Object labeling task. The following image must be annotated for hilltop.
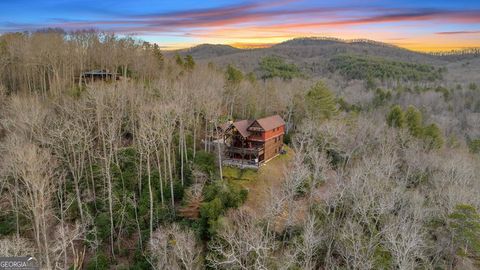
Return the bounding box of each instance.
[168,37,480,84]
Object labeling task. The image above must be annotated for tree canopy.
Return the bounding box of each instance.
[405,105,424,138]
[259,55,302,80]
[226,65,243,85]
[305,81,338,121]
[387,105,405,128]
[329,54,443,81]
[449,204,480,257]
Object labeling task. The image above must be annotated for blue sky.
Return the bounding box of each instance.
[0,0,479,51]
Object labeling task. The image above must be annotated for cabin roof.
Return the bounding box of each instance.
[233,119,253,138]
[252,115,285,131]
[218,122,232,132]
[222,115,285,138]
[81,69,116,76]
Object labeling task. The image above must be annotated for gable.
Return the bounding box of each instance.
[251,115,285,131]
[232,119,252,138]
[247,120,264,132]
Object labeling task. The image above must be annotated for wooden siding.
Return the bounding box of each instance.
[245,124,285,161]
[263,125,285,140]
[246,125,285,142]
[225,117,285,164]
[263,134,284,161]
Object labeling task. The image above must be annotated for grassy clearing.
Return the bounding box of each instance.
[222,166,258,183]
[237,146,295,217]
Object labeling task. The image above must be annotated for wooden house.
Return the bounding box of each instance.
[222,115,285,167]
[79,69,118,83]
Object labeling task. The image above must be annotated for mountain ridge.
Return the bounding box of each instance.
[166,37,480,79]
[169,37,480,58]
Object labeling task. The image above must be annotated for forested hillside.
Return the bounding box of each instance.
[1,31,480,269]
[172,37,480,87]
[328,54,444,81]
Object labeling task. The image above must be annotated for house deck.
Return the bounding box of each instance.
[222,158,261,170]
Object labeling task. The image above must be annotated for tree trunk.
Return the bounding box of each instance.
[147,155,153,238]
[167,141,175,208]
[155,150,165,206]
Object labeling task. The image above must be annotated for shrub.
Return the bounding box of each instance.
[112,147,138,192]
[199,181,248,237]
[468,139,480,154]
[372,88,392,107]
[86,251,110,270]
[130,249,152,270]
[0,213,16,235]
[200,198,224,237]
[94,213,111,242]
[162,181,185,203]
[283,132,292,145]
[194,151,216,175]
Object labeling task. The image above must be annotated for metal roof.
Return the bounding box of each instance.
[81,70,116,76]
[233,119,253,138]
[222,115,285,138]
[251,115,285,131]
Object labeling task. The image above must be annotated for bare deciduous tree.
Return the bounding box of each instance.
[207,209,277,270]
[149,223,202,270]
[3,138,58,269]
[0,236,36,257]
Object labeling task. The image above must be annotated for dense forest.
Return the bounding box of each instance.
[1,30,480,269]
[328,54,444,82]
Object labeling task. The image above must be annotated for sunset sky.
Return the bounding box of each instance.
[0,0,479,52]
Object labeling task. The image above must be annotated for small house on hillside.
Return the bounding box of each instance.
[221,115,285,168]
[80,69,118,83]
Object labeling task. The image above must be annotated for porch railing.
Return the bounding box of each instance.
[225,146,264,156]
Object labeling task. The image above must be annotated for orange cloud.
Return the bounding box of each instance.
[3,2,480,52]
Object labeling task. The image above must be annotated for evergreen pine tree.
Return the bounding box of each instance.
[386,105,405,128]
[423,123,444,149]
[405,105,423,137]
[305,81,338,121]
[468,138,480,154]
[175,53,184,66]
[184,55,195,70]
[449,204,480,257]
[226,65,243,85]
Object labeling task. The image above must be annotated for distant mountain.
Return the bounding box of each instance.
[167,44,241,59]
[168,37,480,79]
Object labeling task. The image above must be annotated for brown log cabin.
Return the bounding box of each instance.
[221,115,285,166]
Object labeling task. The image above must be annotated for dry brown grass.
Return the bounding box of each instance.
[238,146,295,218]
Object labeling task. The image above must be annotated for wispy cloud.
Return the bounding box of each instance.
[436,30,480,35]
[44,6,480,34]
[1,0,480,51]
